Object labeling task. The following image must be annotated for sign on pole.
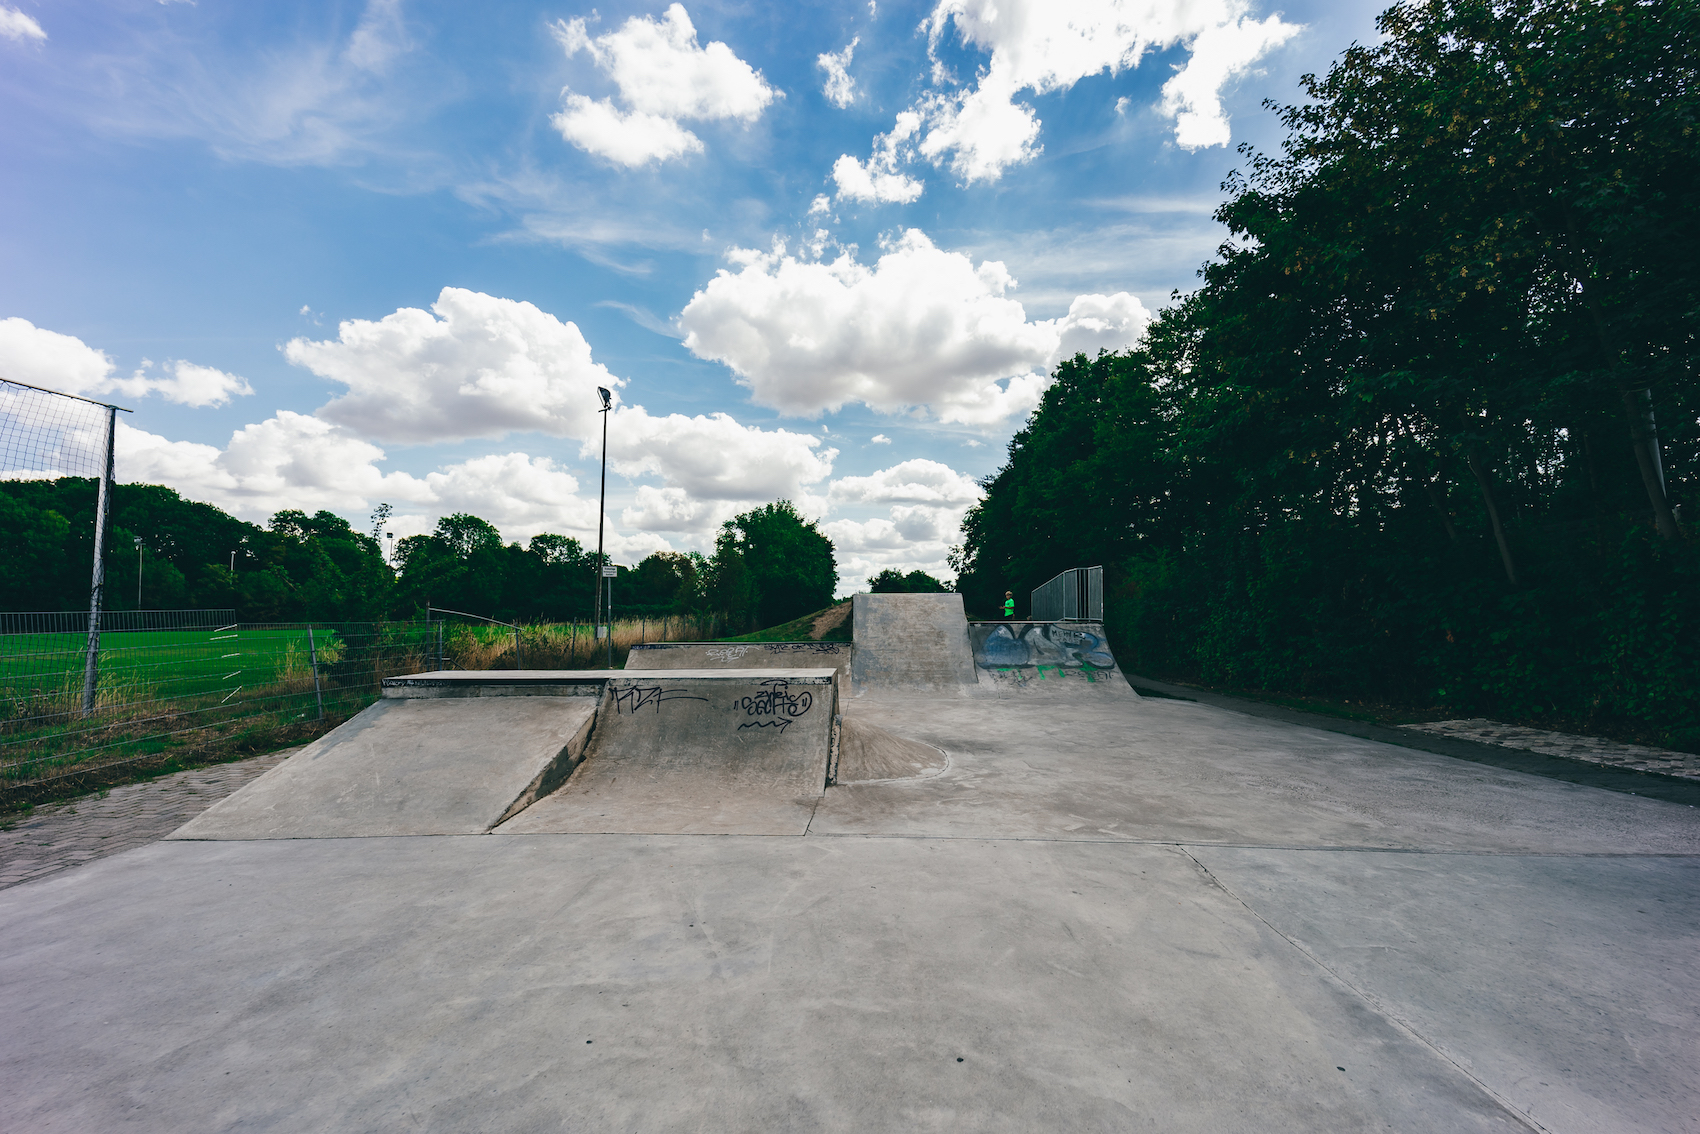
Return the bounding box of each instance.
[602,564,618,576]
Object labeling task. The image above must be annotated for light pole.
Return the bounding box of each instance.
[134,537,144,609]
[593,386,612,668]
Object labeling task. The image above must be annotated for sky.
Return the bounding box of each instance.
[0,0,1387,595]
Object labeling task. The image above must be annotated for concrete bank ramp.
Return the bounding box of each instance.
[850,593,978,693]
[170,696,597,840]
[970,621,1136,699]
[833,716,948,783]
[497,669,838,837]
[628,640,851,681]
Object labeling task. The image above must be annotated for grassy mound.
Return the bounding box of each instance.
[720,601,853,643]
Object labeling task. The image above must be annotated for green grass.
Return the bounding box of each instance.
[0,627,336,710]
[0,623,438,798]
[719,602,853,643]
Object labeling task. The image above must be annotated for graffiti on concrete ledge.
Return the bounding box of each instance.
[970,622,1117,670]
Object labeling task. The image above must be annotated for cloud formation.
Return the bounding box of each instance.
[831,112,925,204]
[824,458,985,586]
[817,38,859,108]
[907,0,1300,182]
[113,414,664,556]
[551,4,778,166]
[677,230,1149,424]
[289,287,621,444]
[0,318,253,407]
[0,6,44,43]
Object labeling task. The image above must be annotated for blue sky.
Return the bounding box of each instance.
[1,0,1385,592]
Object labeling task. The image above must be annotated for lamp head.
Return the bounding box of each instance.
[597,386,612,409]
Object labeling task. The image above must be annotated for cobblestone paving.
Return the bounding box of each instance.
[0,750,297,891]
[1401,719,1700,780]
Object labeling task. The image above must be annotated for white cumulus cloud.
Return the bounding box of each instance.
[551,4,778,166]
[287,287,622,445]
[904,0,1301,182]
[114,414,661,554]
[0,317,254,407]
[817,37,859,108]
[823,459,984,590]
[1,6,44,42]
[677,229,1149,424]
[551,95,705,166]
[607,407,836,532]
[831,111,926,204]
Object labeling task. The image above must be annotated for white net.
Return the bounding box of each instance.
[0,378,111,480]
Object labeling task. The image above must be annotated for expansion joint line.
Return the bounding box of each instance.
[1173,844,1551,1134]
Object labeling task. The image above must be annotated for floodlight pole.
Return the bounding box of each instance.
[593,386,612,668]
[135,537,144,608]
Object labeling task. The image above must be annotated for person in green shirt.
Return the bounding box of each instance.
[1003,591,1015,619]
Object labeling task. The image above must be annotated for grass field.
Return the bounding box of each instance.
[1,627,340,714]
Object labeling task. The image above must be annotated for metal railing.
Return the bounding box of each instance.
[1,618,435,790]
[1030,566,1104,622]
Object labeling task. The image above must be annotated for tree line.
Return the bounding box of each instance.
[0,480,839,631]
[956,0,1698,746]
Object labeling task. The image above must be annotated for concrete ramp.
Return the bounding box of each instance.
[497,669,838,836]
[169,696,597,840]
[851,593,978,692]
[970,621,1135,699]
[833,716,948,783]
[628,641,851,681]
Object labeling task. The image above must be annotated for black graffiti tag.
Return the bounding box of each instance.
[613,684,710,714]
[733,679,815,733]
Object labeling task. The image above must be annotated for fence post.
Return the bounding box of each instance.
[80,405,117,716]
[514,625,523,670]
[307,626,325,721]
[436,620,445,672]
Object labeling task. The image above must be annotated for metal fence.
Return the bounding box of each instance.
[1030,566,1104,622]
[1,618,436,790]
[1,610,733,791]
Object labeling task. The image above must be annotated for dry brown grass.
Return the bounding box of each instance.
[444,617,720,670]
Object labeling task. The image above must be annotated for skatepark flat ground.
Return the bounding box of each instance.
[2,689,1696,1132]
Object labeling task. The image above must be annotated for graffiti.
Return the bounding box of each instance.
[705,645,751,662]
[737,718,795,734]
[612,684,710,714]
[757,642,846,655]
[732,678,815,733]
[969,622,1117,670]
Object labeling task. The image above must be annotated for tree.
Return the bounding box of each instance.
[714,501,838,629]
[868,568,950,593]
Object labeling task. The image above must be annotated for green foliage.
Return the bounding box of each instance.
[868,568,950,593]
[708,501,839,631]
[958,0,1699,746]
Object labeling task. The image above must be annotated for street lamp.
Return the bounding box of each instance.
[134,537,143,609]
[594,386,613,668]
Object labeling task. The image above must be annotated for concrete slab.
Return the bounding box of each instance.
[0,835,1532,1134]
[818,694,1700,854]
[169,697,596,839]
[1193,848,1700,1134]
[851,592,978,691]
[628,641,852,681]
[497,670,838,836]
[5,667,1699,1130]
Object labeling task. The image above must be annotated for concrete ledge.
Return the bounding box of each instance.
[382,670,609,698]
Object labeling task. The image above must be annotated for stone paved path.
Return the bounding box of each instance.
[0,750,296,891]
[1401,719,1700,780]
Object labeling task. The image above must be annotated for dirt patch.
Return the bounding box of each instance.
[809,602,852,640]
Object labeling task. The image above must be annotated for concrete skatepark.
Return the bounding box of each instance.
[1,594,1696,1132]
